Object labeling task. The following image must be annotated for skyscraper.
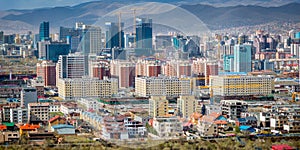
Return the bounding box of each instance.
[234,44,252,73]
[105,22,124,49]
[0,31,3,44]
[39,21,50,41]
[56,53,88,80]
[136,18,152,49]
[81,25,102,55]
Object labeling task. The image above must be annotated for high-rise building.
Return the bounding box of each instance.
[82,25,102,55]
[89,60,110,80]
[210,74,273,97]
[136,18,152,49]
[39,21,50,41]
[177,95,197,119]
[45,42,70,62]
[59,26,81,42]
[234,44,252,73]
[57,77,118,100]
[105,22,124,49]
[149,96,168,118]
[135,58,162,77]
[110,60,135,88]
[56,53,88,80]
[38,41,50,59]
[0,31,4,44]
[36,60,56,86]
[163,60,191,78]
[135,75,191,97]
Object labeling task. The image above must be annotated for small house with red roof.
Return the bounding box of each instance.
[19,124,40,135]
[197,112,228,137]
[271,144,294,150]
[48,115,66,127]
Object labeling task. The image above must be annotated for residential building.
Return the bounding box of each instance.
[28,77,44,97]
[49,102,60,112]
[19,124,40,135]
[57,77,118,100]
[210,74,273,97]
[135,75,191,97]
[110,60,135,88]
[149,96,168,118]
[124,117,147,138]
[152,117,182,137]
[78,98,99,111]
[36,60,56,87]
[60,102,81,115]
[28,103,50,123]
[177,95,196,119]
[49,116,66,127]
[21,87,38,108]
[221,100,248,120]
[10,107,28,124]
[102,115,128,140]
[135,58,162,77]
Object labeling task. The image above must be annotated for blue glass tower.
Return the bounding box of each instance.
[105,22,124,49]
[136,18,152,49]
[39,21,50,41]
[234,44,252,73]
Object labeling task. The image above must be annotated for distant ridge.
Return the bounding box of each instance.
[0,1,299,33]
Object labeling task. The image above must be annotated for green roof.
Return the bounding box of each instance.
[2,122,15,127]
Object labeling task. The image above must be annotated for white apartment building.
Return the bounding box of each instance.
[220,100,248,120]
[152,117,182,137]
[210,75,273,96]
[135,75,191,97]
[78,98,99,111]
[10,107,28,124]
[49,103,60,112]
[57,77,118,100]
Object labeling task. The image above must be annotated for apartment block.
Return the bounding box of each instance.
[177,95,197,119]
[57,77,118,100]
[152,117,182,137]
[149,96,168,118]
[135,75,191,97]
[210,75,273,97]
[220,100,248,120]
[28,103,50,123]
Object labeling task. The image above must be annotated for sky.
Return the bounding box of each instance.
[0,0,97,10]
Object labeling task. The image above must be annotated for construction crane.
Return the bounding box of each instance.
[131,8,144,47]
[115,11,131,48]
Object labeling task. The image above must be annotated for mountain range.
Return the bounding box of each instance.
[0,1,299,33]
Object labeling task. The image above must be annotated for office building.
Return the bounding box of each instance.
[136,18,152,49]
[56,53,88,80]
[39,21,50,41]
[149,96,168,118]
[38,41,50,59]
[0,31,4,44]
[177,95,197,119]
[59,26,81,42]
[210,74,273,97]
[36,61,56,86]
[45,42,70,62]
[221,100,248,120]
[82,25,102,55]
[105,22,124,49]
[57,77,118,100]
[135,75,191,97]
[234,44,252,73]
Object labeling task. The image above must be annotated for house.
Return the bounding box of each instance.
[101,115,128,140]
[0,131,19,143]
[60,103,81,115]
[236,116,257,127]
[197,113,228,137]
[2,122,15,131]
[239,125,256,133]
[51,124,75,135]
[0,125,7,131]
[19,124,40,135]
[236,118,247,127]
[152,116,182,137]
[48,115,66,127]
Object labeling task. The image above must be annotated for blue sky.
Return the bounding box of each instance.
[0,0,97,10]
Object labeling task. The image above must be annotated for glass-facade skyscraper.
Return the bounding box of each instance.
[234,44,252,73]
[136,18,152,49]
[39,21,50,41]
[105,22,124,49]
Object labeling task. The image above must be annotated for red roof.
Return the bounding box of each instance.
[148,119,153,126]
[20,124,40,130]
[272,144,294,150]
[0,125,7,131]
[49,115,61,123]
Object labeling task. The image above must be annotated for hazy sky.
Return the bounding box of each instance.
[0,0,97,10]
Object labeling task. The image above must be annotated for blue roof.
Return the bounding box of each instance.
[240,125,255,132]
[219,72,247,75]
[237,118,247,122]
[52,124,74,129]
